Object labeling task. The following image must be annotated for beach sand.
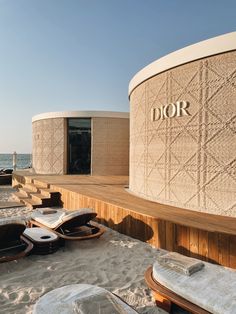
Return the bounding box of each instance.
[0,186,167,314]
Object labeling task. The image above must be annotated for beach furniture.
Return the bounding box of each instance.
[0,174,12,185]
[33,284,138,314]
[0,169,13,185]
[23,227,61,255]
[29,208,105,240]
[0,218,33,263]
[145,252,236,314]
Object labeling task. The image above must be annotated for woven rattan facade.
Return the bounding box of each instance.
[129,51,236,217]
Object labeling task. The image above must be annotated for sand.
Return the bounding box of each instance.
[0,186,167,314]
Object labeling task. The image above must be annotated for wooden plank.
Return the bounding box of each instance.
[229,235,236,269]
[113,205,121,232]
[144,215,156,245]
[218,233,230,267]
[165,221,175,252]
[208,232,219,264]
[198,230,208,261]
[176,225,190,256]
[150,219,161,248]
[189,227,199,259]
[157,220,166,249]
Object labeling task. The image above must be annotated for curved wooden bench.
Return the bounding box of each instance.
[0,220,34,263]
[145,254,236,314]
[145,266,210,313]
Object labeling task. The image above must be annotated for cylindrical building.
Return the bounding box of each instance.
[129,32,236,218]
[32,111,129,175]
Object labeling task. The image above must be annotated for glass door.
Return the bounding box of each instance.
[67,118,91,174]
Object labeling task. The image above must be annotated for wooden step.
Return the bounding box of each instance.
[25,177,33,184]
[18,187,37,197]
[32,192,60,207]
[23,198,43,209]
[13,191,42,209]
[40,188,60,198]
[24,183,40,193]
[13,192,30,204]
[32,179,49,189]
[31,193,50,203]
[14,183,61,209]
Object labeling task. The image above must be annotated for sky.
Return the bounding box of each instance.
[0,0,236,153]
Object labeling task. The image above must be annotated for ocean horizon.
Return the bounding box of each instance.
[0,153,31,169]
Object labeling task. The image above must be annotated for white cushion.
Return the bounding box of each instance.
[33,284,138,314]
[31,209,66,229]
[23,227,58,242]
[153,259,236,314]
[61,208,96,223]
[31,208,95,229]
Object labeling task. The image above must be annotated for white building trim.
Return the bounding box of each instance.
[129,32,236,96]
[32,111,129,122]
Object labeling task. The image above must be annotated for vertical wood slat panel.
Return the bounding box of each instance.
[98,201,105,225]
[189,227,199,258]
[150,219,160,248]
[229,235,236,269]
[157,220,166,249]
[218,233,230,266]
[149,216,157,246]
[165,222,175,252]
[208,232,219,264]
[199,230,209,261]
[175,225,182,253]
[181,225,190,256]
[176,225,190,255]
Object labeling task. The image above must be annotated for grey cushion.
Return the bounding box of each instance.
[23,227,58,242]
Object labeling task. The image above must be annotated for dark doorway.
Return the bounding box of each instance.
[67,118,91,174]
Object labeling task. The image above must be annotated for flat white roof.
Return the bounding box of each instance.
[32,110,129,122]
[129,32,236,96]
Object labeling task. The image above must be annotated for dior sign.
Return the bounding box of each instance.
[151,101,190,121]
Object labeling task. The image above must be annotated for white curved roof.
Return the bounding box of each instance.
[129,32,236,96]
[32,110,129,122]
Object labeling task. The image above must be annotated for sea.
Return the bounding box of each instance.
[0,153,31,170]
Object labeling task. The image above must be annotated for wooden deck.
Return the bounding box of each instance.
[13,172,236,268]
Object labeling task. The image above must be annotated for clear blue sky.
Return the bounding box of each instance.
[0,0,236,153]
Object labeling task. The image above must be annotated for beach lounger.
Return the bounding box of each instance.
[145,252,236,314]
[29,208,105,241]
[33,284,138,314]
[23,227,61,255]
[0,218,33,263]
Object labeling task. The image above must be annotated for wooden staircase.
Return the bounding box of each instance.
[13,179,61,209]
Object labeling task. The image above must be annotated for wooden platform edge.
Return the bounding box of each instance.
[12,173,236,268]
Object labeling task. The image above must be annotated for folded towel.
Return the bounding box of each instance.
[157,252,204,276]
[38,208,58,215]
[74,291,127,314]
